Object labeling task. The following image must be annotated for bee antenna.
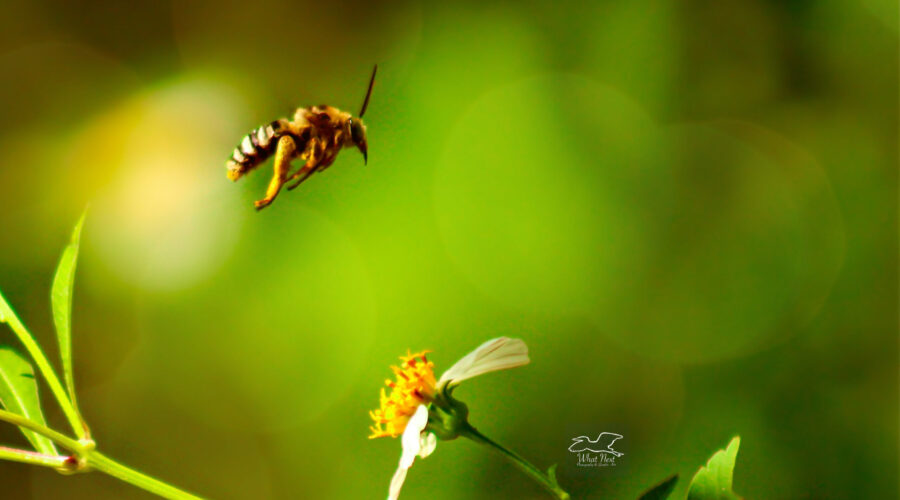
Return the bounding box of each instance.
[358,64,377,118]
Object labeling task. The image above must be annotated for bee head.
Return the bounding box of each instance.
[348,117,368,164]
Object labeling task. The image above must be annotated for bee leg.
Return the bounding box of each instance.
[287,159,334,190]
[254,135,297,210]
[311,136,341,173]
[286,165,316,191]
[286,138,324,191]
[311,148,338,173]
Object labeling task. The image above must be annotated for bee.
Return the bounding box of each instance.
[226,65,377,210]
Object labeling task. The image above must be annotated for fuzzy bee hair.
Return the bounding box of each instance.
[226,65,376,210]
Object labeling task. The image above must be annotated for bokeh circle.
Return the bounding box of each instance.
[436,74,844,363]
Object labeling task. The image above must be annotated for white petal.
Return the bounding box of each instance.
[387,405,430,500]
[388,466,407,500]
[400,405,429,468]
[437,337,530,386]
[418,432,437,459]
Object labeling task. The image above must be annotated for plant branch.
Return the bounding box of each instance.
[461,423,570,499]
[0,292,86,440]
[87,452,204,500]
[0,445,68,468]
[0,409,202,498]
[0,408,85,453]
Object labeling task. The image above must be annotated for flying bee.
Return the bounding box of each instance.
[226,65,377,210]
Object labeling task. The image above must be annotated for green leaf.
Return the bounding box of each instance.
[546,464,560,487]
[0,347,58,455]
[687,437,741,500]
[638,474,678,500]
[51,210,86,420]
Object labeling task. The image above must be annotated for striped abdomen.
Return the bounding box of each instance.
[226,120,286,180]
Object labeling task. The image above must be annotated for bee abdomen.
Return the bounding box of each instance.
[226,120,286,180]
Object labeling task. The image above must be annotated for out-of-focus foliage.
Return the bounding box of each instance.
[687,437,741,500]
[0,347,57,455]
[0,0,895,498]
[638,474,678,500]
[635,437,742,500]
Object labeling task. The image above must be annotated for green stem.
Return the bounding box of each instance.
[461,423,570,499]
[0,408,85,452]
[0,410,200,499]
[86,452,203,500]
[0,292,86,439]
[0,445,67,468]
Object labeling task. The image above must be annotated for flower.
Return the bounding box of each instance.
[369,351,437,439]
[370,337,530,500]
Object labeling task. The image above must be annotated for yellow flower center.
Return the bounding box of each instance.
[369,351,436,439]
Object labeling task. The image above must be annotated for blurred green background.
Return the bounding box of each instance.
[0,0,896,498]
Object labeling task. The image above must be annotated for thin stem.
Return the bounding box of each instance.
[0,408,85,453]
[0,410,201,499]
[0,292,86,439]
[86,452,203,500]
[0,445,67,468]
[461,423,570,499]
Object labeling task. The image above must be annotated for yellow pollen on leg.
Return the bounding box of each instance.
[369,350,437,439]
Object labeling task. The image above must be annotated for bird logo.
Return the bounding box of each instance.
[568,432,624,457]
